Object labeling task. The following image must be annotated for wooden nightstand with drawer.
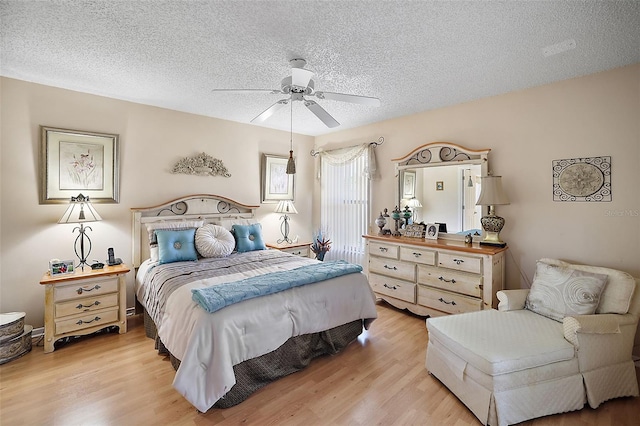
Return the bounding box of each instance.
[266,242,312,257]
[39,264,130,353]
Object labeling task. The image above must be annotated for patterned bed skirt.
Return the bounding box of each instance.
[142,309,363,409]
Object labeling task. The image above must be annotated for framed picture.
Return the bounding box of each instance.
[49,259,75,276]
[402,170,416,199]
[40,126,119,204]
[425,223,439,240]
[261,154,294,203]
[436,181,444,191]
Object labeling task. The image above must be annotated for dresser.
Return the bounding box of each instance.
[39,264,129,353]
[364,235,507,317]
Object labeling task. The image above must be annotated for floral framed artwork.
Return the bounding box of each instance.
[261,154,294,203]
[40,126,119,204]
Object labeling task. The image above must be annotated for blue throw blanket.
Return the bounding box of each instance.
[191,260,363,313]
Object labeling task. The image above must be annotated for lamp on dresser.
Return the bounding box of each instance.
[58,193,102,269]
[476,175,509,247]
[275,200,298,244]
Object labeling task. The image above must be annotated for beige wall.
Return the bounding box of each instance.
[1,64,639,353]
[313,64,640,353]
[0,77,314,327]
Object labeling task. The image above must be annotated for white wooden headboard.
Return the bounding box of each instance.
[131,194,259,268]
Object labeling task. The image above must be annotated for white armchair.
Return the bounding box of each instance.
[426,259,639,426]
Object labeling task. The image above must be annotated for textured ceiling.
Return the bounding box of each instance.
[1,1,639,136]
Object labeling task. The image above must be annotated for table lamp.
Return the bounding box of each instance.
[58,194,102,269]
[476,176,509,247]
[274,200,297,244]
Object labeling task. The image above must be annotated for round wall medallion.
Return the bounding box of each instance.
[558,163,604,197]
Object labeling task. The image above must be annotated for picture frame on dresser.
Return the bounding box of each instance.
[40,126,120,204]
[261,154,294,203]
[425,223,438,239]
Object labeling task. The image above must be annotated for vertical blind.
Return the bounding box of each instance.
[320,150,370,265]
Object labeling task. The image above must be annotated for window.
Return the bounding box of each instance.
[320,148,371,265]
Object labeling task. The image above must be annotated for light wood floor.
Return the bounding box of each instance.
[1,302,639,425]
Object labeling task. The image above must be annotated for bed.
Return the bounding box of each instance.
[131,194,378,412]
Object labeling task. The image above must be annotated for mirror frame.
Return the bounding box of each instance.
[392,142,490,240]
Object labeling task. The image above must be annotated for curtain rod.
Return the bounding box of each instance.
[310,136,384,157]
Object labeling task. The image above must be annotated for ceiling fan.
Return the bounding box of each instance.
[212,58,381,128]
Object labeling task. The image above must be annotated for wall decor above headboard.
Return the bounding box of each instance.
[171,152,231,177]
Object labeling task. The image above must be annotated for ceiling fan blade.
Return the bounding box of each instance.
[291,68,314,89]
[212,89,283,94]
[314,91,381,107]
[304,100,340,128]
[251,99,289,123]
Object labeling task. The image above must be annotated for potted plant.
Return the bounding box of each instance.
[310,229,331,261]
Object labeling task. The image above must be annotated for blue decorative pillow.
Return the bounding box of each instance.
[232,223,266,253]
[156,229,198,264]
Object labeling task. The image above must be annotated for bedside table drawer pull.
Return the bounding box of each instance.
[412,252,422,257]
[76,316,101,325]
[438,298,457,306]
[453,258,465,265]
[378,247,388,252]
[76,284,101,295]
[383,265,397,271]
[383,283,398,290]
[76,301,101,310]
[438,276,457,284]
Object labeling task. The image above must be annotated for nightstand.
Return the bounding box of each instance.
[39,264,130,353]
[266,242,312,257]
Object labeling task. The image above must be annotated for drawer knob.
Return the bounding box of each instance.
[383,265,398,271]
[378,247,388,252]
[438,276,457,284]
[76,316,101,325]
[453,258,465,265]
[76,301,101,310]
[383,283,398,290]
[438,298,457,306]
[76,284,101,295]
[412,252,422,257]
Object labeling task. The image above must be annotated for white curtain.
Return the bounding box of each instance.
[318,144,376,265]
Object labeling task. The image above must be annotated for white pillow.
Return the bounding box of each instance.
[195,224,235,258]
[525,260,608,322]
[145,220,204,262]
[540,258,636,314]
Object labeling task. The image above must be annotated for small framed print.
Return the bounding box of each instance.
[402,170,416,199]
[49,260,75,276]
[436,181,444,191]
[425,223,439,240]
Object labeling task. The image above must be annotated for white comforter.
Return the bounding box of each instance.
[146,254,377,412]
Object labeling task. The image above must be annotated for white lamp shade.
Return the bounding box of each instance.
[58,194,102,224]
[476,176,510,206]
[274,200,298,215]
[406,197,422,208]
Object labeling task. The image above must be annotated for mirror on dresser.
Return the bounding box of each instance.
[393,142,490,238]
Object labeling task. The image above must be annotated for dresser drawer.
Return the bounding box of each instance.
[54,277,119,302]
[400,246,436,266]
[418,286,482,314]
[438,252,482,274]
[369,256,415,281]
[370,273,416,303]
[55,293,119,318]
[417,265,482,298]
[368,242,399,259]
[55,306,119,335]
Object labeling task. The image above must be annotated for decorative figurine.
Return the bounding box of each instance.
[391,206,402,236]
[465,233,473,244]
[402,205,412,227]
[375,212,387,235]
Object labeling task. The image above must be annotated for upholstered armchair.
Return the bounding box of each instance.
[426,258,639,426]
